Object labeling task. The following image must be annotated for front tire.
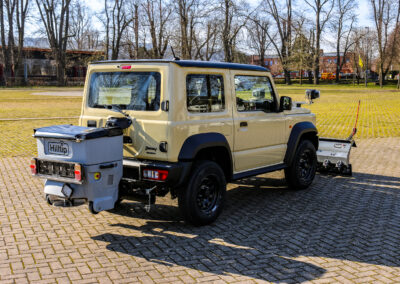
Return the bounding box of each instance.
[285,140,317,190]
[178,161,226,226]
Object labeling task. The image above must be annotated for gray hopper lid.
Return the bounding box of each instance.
[33,125,123,140]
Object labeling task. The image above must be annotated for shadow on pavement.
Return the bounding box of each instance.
[92,172,400,282]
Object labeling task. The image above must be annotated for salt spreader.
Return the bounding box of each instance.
[30,117,131,213]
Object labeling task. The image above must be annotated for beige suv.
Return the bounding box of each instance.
[79,60,319,225]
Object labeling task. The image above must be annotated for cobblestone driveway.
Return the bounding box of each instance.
[1,138,400,283]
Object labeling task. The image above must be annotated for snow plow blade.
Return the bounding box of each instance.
[316,138,356,176]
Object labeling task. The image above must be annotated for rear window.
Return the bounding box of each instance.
[88,72,161,111]
[186,74,225,113]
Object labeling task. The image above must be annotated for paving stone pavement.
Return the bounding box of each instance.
[1,138,400,283]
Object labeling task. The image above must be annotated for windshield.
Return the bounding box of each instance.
[88,72,161,111]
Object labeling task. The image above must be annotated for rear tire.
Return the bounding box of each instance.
[178,161,226,226]
[285,140,317,190]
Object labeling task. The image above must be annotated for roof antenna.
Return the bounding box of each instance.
[171,46,180,61]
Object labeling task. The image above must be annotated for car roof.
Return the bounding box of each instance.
[90,59,269,72]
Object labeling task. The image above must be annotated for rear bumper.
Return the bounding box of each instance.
[122,158,192,187]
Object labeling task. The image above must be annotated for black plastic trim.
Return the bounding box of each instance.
[284,121,318,165]
[122,159,192,187]
[99,163,117,169]
[174,60,268,71]
[90,59,269,72]
[178,133,232,160]
[232,163,286,180]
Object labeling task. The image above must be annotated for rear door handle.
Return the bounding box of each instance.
[240,121,248,127]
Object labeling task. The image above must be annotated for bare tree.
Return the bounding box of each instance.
[175,1,221,60]
[291,18,314,84]
[142,0,172,58]
[247,13,271,67]
[305,0,335,84]
[192,18,220,60]
[133,1,139,59]
[102,0,110,59]
[69,2,91,50]
[14,0,29,82]
[370,0,400,87]
[36,0,72,86]
[124,1,141,59]
[103,0,133,60]
[263,0,293,84]
[331,0,356,83]
[176,0,199,59]
[221,0,248,62]
[0,0,16,85]
[352,27,376,86]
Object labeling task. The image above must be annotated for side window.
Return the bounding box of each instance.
[186,74,225,113]
[235,75,276,112]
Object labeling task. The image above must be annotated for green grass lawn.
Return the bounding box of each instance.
[0,85,400,157]
[276,84,400,139]
[0,88,82,157]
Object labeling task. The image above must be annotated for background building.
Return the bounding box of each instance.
[0,46,104,85]
[249,52,355,79]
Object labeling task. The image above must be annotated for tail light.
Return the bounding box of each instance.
[30,159,37,175]
[142,169,168,181]
[74,164,82,181]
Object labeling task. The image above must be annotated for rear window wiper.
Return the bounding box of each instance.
[107,104,130,117]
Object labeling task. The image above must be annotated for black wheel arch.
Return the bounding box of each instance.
[284,121,318,166]
[178,133,233,181]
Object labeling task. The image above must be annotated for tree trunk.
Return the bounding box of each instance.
[0,0,15,86]
[259,52,265,67]
[179,0,189,59]
[300,68,303,85]
[15,0,29,84]
[105,0,110,60]
[56,54,65,86]
[308,70,313,84]
[284,68,291,85]
[223,0,232,62]
[364,69,368,87]
[313,4,320,85]
[379,63,384,88]
[134,4,139,59]
[314,41,320,84]
[0,0,7,85]
[335,51,340,83]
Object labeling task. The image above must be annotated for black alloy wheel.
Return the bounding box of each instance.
[285,140,317,190]
[298,148,315,182]
[178,161,226,226]
[196,176,220,214]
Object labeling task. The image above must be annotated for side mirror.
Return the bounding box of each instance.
[279,96,292,111]
[305,89,320,103]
